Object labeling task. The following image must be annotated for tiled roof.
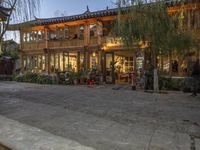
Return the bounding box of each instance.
[10,7,125,28]
[9,0,197,29]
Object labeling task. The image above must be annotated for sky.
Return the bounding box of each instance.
[39,0,115,18]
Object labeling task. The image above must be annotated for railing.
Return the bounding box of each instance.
[48,39,84,48]
[22,41,45,50]
[89,37,98,45]
[22,39,85,50]
[102,36,123,46]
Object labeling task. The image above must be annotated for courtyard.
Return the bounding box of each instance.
[0,81,200,150]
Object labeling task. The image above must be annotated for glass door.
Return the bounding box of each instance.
[105,52,115,84]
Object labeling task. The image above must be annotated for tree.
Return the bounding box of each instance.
[114,0,197,91]
[0,0,40,43]
[54,10,67,17]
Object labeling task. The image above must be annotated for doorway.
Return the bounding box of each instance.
[104,52,115,84]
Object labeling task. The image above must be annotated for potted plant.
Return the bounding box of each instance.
[79,70,88,84]
[70,72,80,85]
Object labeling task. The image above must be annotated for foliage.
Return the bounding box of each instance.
[37,75,53,84]
[114,0,196,61]
[23,72,38,83]
[79,70,89,84]
[1,40,19,59]
[14,74,24,82]
[158,76,199,92]
[70,71,80,80]
[14,73,53,84]
[0,0,40,41]
[114,0,197,91]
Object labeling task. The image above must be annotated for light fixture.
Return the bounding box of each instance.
[92,52,96,57]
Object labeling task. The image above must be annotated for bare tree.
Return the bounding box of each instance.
[0,0,40,41]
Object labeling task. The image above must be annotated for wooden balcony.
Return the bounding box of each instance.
[22,39,85,50]
[22,41,45,50]
[48,39,84,48]
[89,37,98,46]
[102,36,123,47]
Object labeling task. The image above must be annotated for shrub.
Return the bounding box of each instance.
[24,72,38,83]
[14,74,25,82]
[159,76,184,91]
[14,73,53,85]
[37,75,53,84]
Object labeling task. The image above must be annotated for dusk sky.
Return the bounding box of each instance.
[40,0,114,18]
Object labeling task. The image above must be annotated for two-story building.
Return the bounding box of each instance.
[9,1,200,84]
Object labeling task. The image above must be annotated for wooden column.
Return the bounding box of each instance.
[97,21,103,45]
[103,52,106,82]
[84,46,87,71]
[45,28,48,49]
[87,49,90,70]
[77,51,80,72]
[20,31,23,70]
[98,50,101,72]
[84,24,89,46]
[36,55,39,73]
[63,51,65,71]
[58,50,60,71]
[45,52,48,74]
[112,52,115,84]
[48,51,51,74]
[53,52,56,73]
[187,10,191,29]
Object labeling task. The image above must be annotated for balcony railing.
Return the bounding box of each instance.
[48,39,84,48]
[22,41,45,50]
[89,37,98,45]
[22,39,85,50]
[102,36,123,47]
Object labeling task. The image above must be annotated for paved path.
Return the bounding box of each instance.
[0,81,200,150]
[0,115,95,150]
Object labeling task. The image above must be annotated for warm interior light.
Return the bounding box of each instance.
[92,52,96,57]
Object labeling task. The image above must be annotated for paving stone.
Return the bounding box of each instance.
[0,81,200,150]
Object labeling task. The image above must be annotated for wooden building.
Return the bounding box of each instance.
[9,1,200,84]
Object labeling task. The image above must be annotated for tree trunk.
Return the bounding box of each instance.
[153,68,159,92]
[153,48,159,92]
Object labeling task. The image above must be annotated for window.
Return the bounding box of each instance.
[49,30,57,40]
[23,33,27,42]
[90,23,97,38]
[103,21,113,36]
[79,25,84,40]
[27,33,30,42]
[38,31,42,41]
[64,26,69,39]
[58,28,64,39]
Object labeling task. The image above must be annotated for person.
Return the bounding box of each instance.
[191,59,200,97]
[172,60,178,73]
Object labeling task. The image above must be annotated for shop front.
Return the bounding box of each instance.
[103,49,145,84]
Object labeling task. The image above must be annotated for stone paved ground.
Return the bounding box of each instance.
[0,81,200,150]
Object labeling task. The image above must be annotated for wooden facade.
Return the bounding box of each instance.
[9,1,200,84]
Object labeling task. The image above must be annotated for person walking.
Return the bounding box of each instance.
[191,59,200,97]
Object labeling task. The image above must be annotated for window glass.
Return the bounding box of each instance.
[79,25,84,40]
[90,23,97,37]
